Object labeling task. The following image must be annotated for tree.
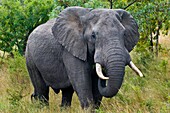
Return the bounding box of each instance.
[0,0,169,57]
[49,0,109,19]
[127,0,170,56]
[0,0,54,56]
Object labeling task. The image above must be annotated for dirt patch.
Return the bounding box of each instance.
[159,31,170,49]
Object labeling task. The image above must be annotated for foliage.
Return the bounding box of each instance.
[49,0,109,19]
[0,0,169,56]
[0,0,54,55]
[127,0,170,56]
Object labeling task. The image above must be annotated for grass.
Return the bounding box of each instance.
[0,46,170,113]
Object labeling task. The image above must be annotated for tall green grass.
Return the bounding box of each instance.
[0,50,169,113]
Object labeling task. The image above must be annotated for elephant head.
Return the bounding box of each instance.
[52,7,143,98]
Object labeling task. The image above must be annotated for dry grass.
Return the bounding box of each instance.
[159,31,170,48]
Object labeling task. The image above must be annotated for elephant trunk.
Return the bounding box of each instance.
[97,49,126,98]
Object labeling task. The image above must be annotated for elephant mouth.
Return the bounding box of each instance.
[95,61,143,80]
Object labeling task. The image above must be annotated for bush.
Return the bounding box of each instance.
[0,0,54,55]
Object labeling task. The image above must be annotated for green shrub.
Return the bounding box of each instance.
[0,0,54,55]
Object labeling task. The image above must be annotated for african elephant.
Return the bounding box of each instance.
[25,6,143,109]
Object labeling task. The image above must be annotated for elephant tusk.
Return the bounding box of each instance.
[129,61,143,77]
[96,63,109,80]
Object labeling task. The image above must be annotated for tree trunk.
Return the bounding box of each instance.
[108,0,113,9]
[124,0,138,10]
[149,31,153,52]
[155,20,162,57]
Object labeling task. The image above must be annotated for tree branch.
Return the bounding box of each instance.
[123,0,138,10]
[108,0,113,9]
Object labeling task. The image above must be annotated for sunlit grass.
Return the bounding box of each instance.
[0,49,170,113]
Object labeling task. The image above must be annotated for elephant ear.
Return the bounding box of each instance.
[115,9,139,52]
[52,7,91,61]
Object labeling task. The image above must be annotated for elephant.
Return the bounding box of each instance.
[25,6,143,109]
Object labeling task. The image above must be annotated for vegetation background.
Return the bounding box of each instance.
[0,0,169,112]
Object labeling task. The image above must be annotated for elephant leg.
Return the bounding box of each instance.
[67,72,94,109]
[26,60,49,104]
[75,89,93,109]
[92,70,102,109]
[63,52,94,109]
[60,86,74,107]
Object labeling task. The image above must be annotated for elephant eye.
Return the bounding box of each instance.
[91,32,96,39]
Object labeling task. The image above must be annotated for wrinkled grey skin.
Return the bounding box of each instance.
[26,7,139,109]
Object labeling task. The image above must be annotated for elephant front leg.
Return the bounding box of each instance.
[68,71,94,109]
[63,52,94,109]
[75,87,94,108]
[92,69,103,109]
